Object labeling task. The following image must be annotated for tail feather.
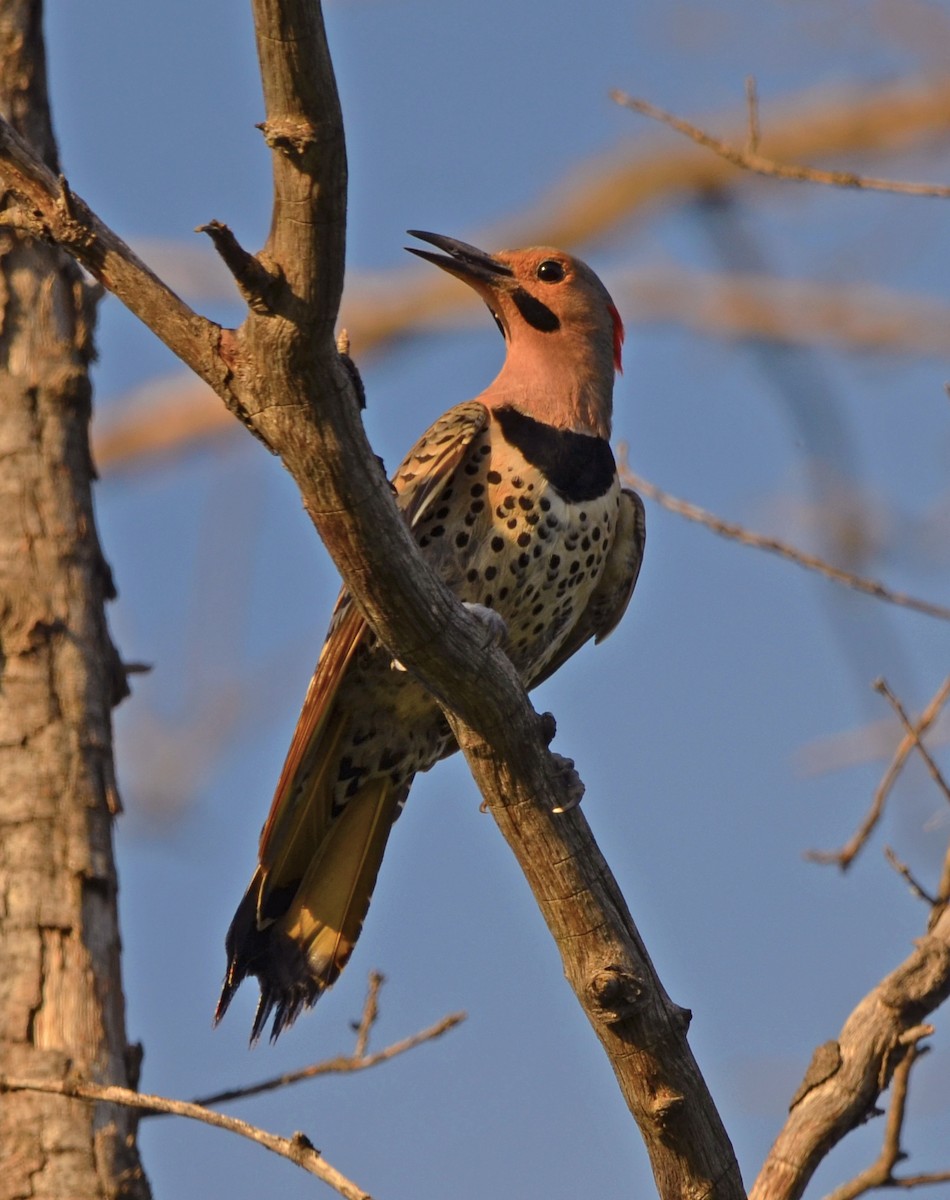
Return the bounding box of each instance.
[216,777,407,1041]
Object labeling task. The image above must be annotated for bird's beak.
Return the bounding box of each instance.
[406,230,513,285]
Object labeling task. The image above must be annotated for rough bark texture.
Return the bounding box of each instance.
[0,3,150,1197]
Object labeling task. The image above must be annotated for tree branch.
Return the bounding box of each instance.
[750,905,950,1200]
[875,678,950,806]
[806,678,950,869]
[0,2,744,1196]
[0,1074,371,1200]
[822,1037,932,1200]
[612,91,950,199]
[189,973,465,1109]
[619,462,950,623]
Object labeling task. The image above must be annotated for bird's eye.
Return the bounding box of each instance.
[536,259,565,283]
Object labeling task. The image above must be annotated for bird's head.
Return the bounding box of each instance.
[407,232,623,437]
[407,231,623,372]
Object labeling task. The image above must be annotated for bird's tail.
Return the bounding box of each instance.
[215,775,405,1042]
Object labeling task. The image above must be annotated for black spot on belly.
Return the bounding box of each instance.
[493,406,615,503]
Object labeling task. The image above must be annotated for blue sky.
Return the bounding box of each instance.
[43,2,950,1197]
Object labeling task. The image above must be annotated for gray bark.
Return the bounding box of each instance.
[0,2,150,1196]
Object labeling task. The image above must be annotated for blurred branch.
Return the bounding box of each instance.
[876,677,950,807]
[750,906,950,1200]
[884,846,939,907]
[806,678,950,869]
[612,91,950,198]
[190,973,465,1108]
[618,460,950,622]
[797,712,950,778]
[93,269,950,475]
[0,1073,371,1200]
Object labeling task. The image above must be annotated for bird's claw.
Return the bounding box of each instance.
[550,752,585,813]
[463,602,508,648]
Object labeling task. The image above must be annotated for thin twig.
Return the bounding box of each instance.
[190,1009,465,1109]
[745,77,761,155]
[353,970,385,1059]
[937,842,950,909]
[0,1075,371,1200]
[618,459,950,622]
[876,678,950,806]
[806,678,950,868]
[611,91,950,199]
[884,846,939,907]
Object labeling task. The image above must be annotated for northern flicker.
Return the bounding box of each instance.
[215,232,646,1041]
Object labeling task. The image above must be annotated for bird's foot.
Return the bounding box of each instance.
[463,602,508,648]
[550,752,585,813]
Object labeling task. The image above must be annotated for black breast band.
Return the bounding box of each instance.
[493,405,615,503]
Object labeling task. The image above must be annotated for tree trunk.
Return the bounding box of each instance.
[0,2,150,1196]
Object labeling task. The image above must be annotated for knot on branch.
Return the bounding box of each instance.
[586,964,644,1023]
[257,118,320,157]
[290,1131,318,1154]
[790,1040,842,1109]
[648,1086,686,1133]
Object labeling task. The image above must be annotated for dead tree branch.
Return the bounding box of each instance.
[612,91,950,199]
[822,1037,939,1200]
[750,906,950,1200]
[619,463,950,623]
[806,678,950,869]
[875,678,950,807]
[189,973,465,1109]
[0,1074,371,1200]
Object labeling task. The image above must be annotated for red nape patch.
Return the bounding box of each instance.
[608,302,625,373]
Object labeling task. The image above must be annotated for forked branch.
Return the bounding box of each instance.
[612,91,950,199]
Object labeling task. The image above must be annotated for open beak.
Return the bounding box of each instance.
[406,230,513,285]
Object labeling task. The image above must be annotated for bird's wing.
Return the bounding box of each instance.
[392,400,489,523]
[529,486,645,690]
[256,399,490,881]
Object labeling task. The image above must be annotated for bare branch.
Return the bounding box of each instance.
[89,270,950,476]
[352,970,384,1059]
[0,115,228,393]
[196,219,282,314]
[884,846,939,907]
[750,906,950,1200]
[190,995,465,1109]
[0,1075,371,1200]
[822,1036,931,1200]
[193,1012,465,1109]
[612,91,950,199]
[807,678,950,868]
[876,678,950,807]
[619,461,950,622]
[745,76,761,154]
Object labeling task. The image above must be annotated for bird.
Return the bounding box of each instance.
[215,231,646,1042]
